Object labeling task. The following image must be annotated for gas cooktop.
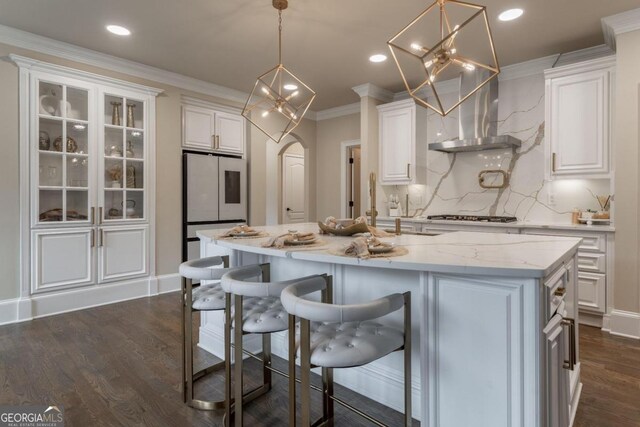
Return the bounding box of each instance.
[426,215,518,223]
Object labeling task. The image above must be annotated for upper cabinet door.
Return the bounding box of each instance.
[378,101,415,184]
[182,105,215,151]
[546,60,613,179]
[214,111,245,155]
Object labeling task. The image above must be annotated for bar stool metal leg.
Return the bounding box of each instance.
[300,318,312,427]
[288,314,297,427]
[225,293,233,427]
[404,292,412,427]
[181,277,187,403]
[234,294,244,427]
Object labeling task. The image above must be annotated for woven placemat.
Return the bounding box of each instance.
[216,231,270,240]
[327,246,409,259]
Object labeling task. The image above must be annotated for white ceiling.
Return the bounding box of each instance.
[0,0,636,110]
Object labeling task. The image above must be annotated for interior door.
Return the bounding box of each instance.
[283,154,305,223]
[186,153,219,222]
[218,157,246,220]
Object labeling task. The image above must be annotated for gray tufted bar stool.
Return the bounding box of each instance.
[281,279,412,427]
[221,266,331,427]
[178,256,270,412]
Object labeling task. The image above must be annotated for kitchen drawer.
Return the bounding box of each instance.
[420,224,518,235]
[544,265,567,319]
[523,229,605,252]
[578,272,606,313]
[577,252,606,273]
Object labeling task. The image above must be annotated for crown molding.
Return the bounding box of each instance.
[602,7,640,51]
[553,45,614,67]
[544,55,616,79]
[0,24,249,104]
[181,95,242,115]
[315,102,360,121]
[10,54,164,95]
[351,83,394,102]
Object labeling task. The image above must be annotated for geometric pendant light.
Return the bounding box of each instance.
[242,0,316,144]
[387,0,500,116]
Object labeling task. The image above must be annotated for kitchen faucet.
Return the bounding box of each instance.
[367,172,377,227]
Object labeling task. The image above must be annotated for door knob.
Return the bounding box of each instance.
[286,207,291,211]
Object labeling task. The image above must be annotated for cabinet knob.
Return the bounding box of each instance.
[407,163,411,180]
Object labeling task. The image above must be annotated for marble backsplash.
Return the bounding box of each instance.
[381,74,612,224]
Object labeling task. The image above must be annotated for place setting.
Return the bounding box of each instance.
[329,233,408,259]
[217,224,269,240]
[261,229,327,250]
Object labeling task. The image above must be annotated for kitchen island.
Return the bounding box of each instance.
[197,223,582,427]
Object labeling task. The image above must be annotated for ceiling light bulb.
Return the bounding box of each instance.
[261,87,269,94]
[429,74,436,82]
[262,111,270,117]
[277,106,283,113]
[106,25,131,36]
[290,90,299,97]
[369,54,387,63]
[463,63,476,71]
[450,48,457,54]
[283,84,298,90]
[498,8,524,21]
[410,43,423,51]
[424,59,434,68]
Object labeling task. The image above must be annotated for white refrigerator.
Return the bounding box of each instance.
[182,152,247,262]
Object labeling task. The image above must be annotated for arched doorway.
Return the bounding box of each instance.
[264,133,310,225]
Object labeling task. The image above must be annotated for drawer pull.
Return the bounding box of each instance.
[561,317,576,370]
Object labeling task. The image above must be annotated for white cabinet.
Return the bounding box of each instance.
[377,99,427,185]
[544,314,570,427]
[182,97,245,155]
[99,226,148,282]
[15,56,159,296]
[32,228,94,292]
[183,105,215,150]
[545,57,615,179]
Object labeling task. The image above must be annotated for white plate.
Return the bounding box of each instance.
[285,237,318,246]
[368,243,394,254]
[229,230,260,237]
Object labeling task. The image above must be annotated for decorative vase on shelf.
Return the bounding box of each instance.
[111,101,122,126]
[126,141,134,158]
[39,131,50,150]
[126,104,136,128]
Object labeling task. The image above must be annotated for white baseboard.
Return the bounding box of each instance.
[0,298,19,326]
[607,309,640,339]
[0,274,181,325]
[156,273,181,294]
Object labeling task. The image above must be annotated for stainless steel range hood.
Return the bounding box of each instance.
[428,70,521,153]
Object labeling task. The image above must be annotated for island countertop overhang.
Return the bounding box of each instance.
[197,223,581,279]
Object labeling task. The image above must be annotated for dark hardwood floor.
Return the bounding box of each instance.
[0,292,638,426]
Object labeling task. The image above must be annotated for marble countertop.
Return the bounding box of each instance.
[198,223,581,279]
[375,216,616,232]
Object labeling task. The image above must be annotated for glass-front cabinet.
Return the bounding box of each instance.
[35,79,93,225]
[101,92,147,222]
[18,57,160,296]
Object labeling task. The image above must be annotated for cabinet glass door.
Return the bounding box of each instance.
[36,80,91,224]
[102,94,145,222]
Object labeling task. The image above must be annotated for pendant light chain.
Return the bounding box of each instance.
[278,9,283,65]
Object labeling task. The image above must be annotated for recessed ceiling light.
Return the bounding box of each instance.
[498,8,523,22]
[369,54,387,63]
[283,84,298,90]
[106,25,131,36]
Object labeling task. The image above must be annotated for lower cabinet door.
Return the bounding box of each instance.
[577,272,606,313]
[544,314,570,427]
[32,228,94,293]
[98,225,148,283]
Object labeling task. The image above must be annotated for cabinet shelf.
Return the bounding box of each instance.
[104,123,144,132]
